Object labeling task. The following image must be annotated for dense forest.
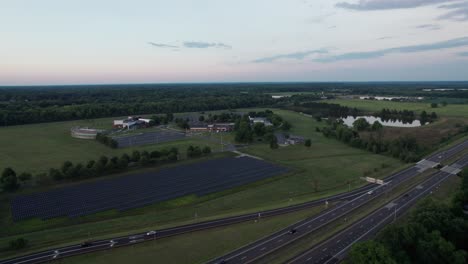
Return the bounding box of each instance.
[347,169,468,264]
[0,82,467,126]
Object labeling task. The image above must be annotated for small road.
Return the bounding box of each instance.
[287,154,468,264]
[1,140,467,264]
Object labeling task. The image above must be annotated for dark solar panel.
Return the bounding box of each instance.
[10,157,289,221]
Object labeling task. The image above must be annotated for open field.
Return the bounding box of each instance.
[0,109,407,259]
[58,207,326,264]
[360,117,468,149]
[0,117,222,175]
[242,109,405,191]
[326,99,468,117]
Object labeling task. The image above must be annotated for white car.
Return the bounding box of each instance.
[146,231,157,236]
[367,191,374,195]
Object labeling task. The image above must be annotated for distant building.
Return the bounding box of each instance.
[70,127,104,139]
[189,123,235,133]
[113,116,151,130]
[275,133,305,146]
[249,116,273,126]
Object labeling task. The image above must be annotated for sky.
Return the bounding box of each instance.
[1,0,468,85]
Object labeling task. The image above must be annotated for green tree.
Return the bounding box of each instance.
[372,121,383,131]
[48,168,63,181]
[353,118,370,131]
[270,136,279,149]
[305,139,312,147]
[253,123,266,137]
[131,151,141,162]
[1,168,19,191]
[348,241,396,264]
[420,111,428,124]
[202,146,212,155]
[430,103,438,108]
[8,238,28,250]
[282,121,292,131]
[235,120,253,143]
[18,172,32,184]
[416,231,466,264]
[99,155,109,166]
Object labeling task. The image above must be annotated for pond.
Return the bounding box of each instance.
[341,116,422,128]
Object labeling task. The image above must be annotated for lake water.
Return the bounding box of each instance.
[341,116,422,128]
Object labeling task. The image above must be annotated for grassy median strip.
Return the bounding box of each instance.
[255,168,439,264]
[55,206,331,264]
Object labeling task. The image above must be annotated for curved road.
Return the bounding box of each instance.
[1,140,467,264]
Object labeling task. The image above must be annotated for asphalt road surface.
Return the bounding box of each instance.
[2,140,467,264]
[287,154,468,264]
[207,141,468,264]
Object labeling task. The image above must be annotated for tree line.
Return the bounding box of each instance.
[347,169,468,264]
[0,145,212,192]
[321,120,422,162]
[287,102,360,119]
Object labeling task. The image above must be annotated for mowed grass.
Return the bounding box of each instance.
[59,207,325,264]
[0,118,222,174]
[242,109,405,193]
[0,109,406,259]
[326,99,468,117]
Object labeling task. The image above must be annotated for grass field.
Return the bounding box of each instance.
[0,118,222,175]
[59,207,326,264]
[0,109,407,259]
[327,99,468,117]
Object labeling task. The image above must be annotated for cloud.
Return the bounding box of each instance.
[416,24,442,30]
[307,12,336,23]
[336,0,457,10]
[183,42,232,49]
[315,36,468,62]
[148,42,179,48]
[253,49,329,63]
[438,2,468,21]
[377,36,393,40]
[459,51,468,56]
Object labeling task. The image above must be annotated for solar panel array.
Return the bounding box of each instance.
[10,157,289,221]
[114,131,186,148]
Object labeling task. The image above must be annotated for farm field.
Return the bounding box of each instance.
[326,99,468,117]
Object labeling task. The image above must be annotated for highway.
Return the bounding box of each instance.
[287,154,468,264]
[1,140,467,264]
[207,140,468,264]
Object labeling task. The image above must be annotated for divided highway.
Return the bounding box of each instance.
[287,154,468,264]
[207,140,468,264]
[1,140,467,264]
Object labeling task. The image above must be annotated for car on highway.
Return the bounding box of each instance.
[367,190,374,195]
[146,230,157,236]
[289,228,297,234]
[80,241,93,247]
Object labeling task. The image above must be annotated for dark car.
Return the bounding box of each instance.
[80,241,93,247]
[289,229,297,234]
